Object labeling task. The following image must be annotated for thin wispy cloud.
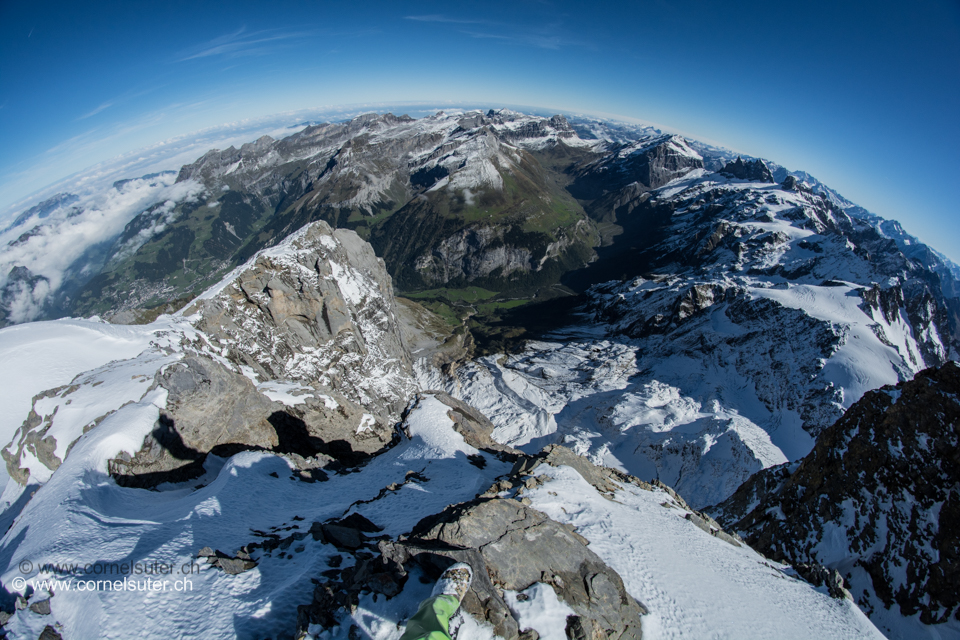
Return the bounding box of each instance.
[405,14,582,50]
[78,101,114,120]
[176,27,316,62]
[405,15,489,25]
[75,87,157,122]
[465,30,563,50]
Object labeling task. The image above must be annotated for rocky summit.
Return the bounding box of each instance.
[0,109,957,640]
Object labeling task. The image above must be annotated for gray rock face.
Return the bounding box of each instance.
[719,156,775,182]
[411,497,645,640]
[185,221,417,422]
[413,226,534,285]
[568,134,704,201]
[108,355,277,486]
[109,354,398,487]
[410,218,597,288]
[395,296,472,376]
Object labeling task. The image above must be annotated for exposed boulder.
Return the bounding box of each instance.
[297,497,645,640]
[412,496,644,640]
[38,626,63,640]
[296,444,653,640]
[198,548,258,575]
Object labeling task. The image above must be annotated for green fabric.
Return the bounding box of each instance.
[399,594,461,640]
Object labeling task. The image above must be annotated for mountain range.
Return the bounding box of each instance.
[0,108,957,640]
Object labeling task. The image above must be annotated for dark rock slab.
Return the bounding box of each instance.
[38,626,62,640]
[28,599,51,615]
[322,524,364,550]
[719,156,775,183]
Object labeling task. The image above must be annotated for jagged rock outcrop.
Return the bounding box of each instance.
[108,355,279,486]
[185,221,417,422]
[566,162,957,490]
[0,221,413,489]
[411,497,645,640]
[710,362,960,631]
[567,134,704,202]
[719,157,775,182]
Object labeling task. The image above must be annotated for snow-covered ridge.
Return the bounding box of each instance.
[712,362,960,640]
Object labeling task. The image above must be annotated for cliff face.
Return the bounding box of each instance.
[186,221,416,421]
[712,362,960,635]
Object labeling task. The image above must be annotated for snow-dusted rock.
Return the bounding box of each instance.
[712,362,960,640]
[185,220,417,423]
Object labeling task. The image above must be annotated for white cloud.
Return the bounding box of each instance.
[175,27,316,62]
[0,175,204,322]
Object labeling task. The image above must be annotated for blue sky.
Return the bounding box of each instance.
[1,0,959,259]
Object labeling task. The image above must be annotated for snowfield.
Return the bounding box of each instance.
[524,464,885,640]
[0,316,196,496]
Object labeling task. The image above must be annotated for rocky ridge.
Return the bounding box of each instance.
[711,361,960,638]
